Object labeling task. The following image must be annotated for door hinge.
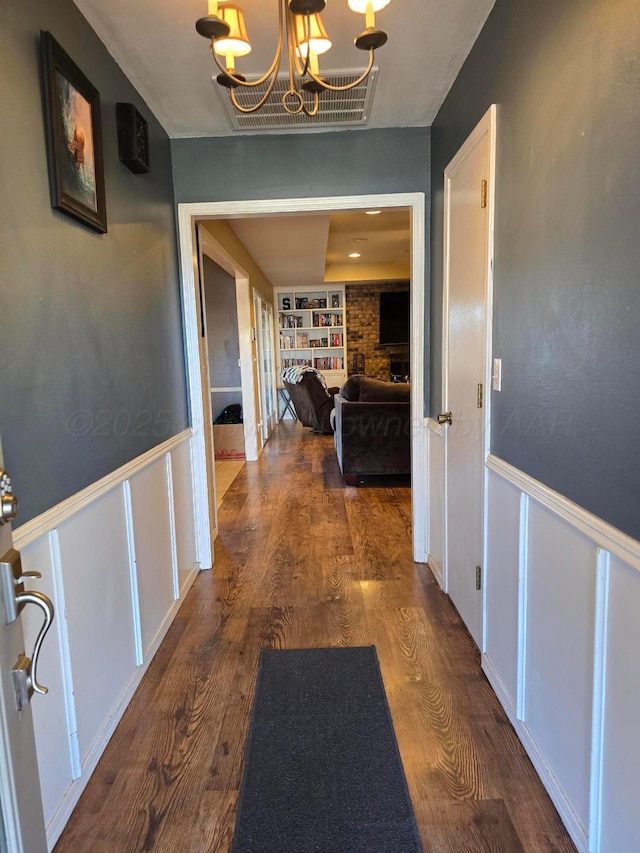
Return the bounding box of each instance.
[477,383,483,409]
[476,565,482,590]
[481,179,488,208]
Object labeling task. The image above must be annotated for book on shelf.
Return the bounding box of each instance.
[296,297,326,309]
[280,314,304,329]
[281,333,295,349]
[296,332,309,347]
[313,356,344,371]
[313,312,342,327]
[331,293,341,308]
[282,357,312,368]
[330,332,343,347]
[309,337,329,348]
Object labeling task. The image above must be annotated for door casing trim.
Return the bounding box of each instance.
[177,193,427,564]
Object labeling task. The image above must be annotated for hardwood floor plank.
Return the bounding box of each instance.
[55,422,575,853]
[414,798,524,853]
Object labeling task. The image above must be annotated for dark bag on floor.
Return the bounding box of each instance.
[215,403,243,424]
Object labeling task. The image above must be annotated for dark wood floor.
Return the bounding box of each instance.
[55,422,576,852]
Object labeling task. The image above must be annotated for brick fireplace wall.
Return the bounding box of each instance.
[345,281,410,380]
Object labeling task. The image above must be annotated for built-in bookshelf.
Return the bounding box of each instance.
[276,286,347,386]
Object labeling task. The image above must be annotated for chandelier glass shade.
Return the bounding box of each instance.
[213,6,251,58]
[195,0,391,117]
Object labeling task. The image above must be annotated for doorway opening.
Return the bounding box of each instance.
[195,224,260,541]
[198,236,247,515]
[178,193,427,568]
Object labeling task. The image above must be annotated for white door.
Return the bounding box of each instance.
[254,292,277,443]
[0,438,49,852]
[196,225,220,544]
[441,106,495,646]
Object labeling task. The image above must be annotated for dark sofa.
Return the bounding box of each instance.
[333,374,411,485]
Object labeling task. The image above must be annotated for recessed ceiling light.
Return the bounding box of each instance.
[365,210,381,215]
[348,252,361,258]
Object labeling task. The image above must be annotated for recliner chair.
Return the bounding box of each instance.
[282,370,339,434]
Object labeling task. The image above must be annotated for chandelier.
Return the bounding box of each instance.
[195,0,391,117]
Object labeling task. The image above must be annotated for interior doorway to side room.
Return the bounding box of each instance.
[195,224,263,542]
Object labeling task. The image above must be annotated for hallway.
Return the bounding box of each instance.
[54,422,575,852]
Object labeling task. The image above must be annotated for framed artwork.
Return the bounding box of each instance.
[40,31,107,233]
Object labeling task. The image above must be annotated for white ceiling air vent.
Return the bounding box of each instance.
[214,68,378,131]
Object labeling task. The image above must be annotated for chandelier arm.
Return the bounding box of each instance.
[286,9,297,83]
[209,0,285,88]
[288,9,311,78]
[210,44,281,88]
[229,70,282,113]
[303,49,375,91]
[301,90,320,118]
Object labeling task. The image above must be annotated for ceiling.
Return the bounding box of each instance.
[227,209,411,288]
[73,0,496,138]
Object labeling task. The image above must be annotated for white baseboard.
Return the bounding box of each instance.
[427,554,444,588]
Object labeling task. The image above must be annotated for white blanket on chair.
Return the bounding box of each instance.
[280,365,328,391]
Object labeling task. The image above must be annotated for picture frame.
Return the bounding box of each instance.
[40,31,107,233]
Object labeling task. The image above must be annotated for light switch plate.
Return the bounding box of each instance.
[492,358,502,392]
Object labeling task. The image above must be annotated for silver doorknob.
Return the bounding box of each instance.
[0,469,18,525]
[437,411,452,426]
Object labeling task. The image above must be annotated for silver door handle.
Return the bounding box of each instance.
[14,590,54,697]
[0,548,55,708]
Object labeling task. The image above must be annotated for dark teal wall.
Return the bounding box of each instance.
[431,0,640,540]
[171,128,430,204]
[0,1,188,524]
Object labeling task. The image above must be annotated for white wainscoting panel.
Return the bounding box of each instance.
[483,471,520,708]
[170,439,199,594]
[598,554,640,852]
[12,430,200,850]
[128,457,177,658]
[481,455,640,853]
[56,487,138,768]
[426,419,445,588]
[524,503,596,835]
[21,535,77,830]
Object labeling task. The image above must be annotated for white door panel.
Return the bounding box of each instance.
[442,107,495,647]
[0,438,48,852]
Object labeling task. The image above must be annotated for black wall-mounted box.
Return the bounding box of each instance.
[116,102,149,174]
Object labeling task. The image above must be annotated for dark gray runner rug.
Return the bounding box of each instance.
[231,646,422,852]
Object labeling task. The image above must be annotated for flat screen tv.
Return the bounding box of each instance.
[379,290,409,346]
